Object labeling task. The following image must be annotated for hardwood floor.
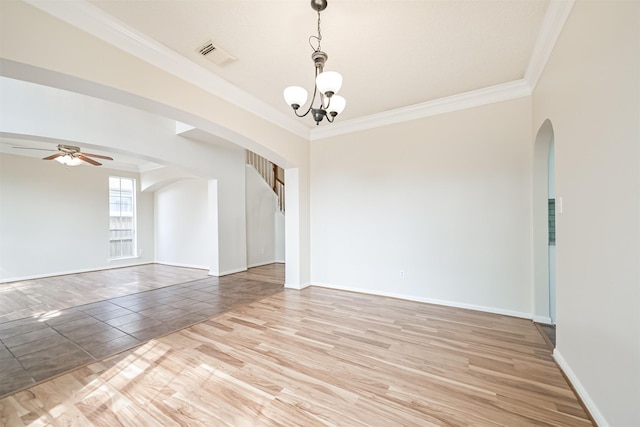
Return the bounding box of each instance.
[0,284,593,426]
[0,264,284,398]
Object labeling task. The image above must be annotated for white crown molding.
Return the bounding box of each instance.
[524,0,575,91]
[24,0,310,141]
[24,0,573,143]
[310,0,574,141]
[311,79,532,141]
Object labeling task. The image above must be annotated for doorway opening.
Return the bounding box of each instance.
[533,119,556,338]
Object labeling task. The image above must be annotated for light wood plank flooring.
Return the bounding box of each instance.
[0,264,285,398]
[0,285,593,426]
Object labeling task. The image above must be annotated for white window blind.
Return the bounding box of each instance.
[109,176,136,258]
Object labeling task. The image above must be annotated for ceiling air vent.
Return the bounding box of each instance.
[197,40,236,67]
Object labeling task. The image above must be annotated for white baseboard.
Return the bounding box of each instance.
[0,262,153,283]
[247,260,278,269]
[210,267,248,277]
[155,264,247,277]
[311,282,532,319]
[285,281,311,290]
[553,348,608,427]
[533,315,553,324]
[155,261,209,271]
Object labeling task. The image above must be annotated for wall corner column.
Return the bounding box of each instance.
[284,167,311,289]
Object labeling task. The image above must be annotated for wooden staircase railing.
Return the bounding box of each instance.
[246,151,285,213]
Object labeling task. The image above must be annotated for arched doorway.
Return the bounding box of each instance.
[533,119,556,325]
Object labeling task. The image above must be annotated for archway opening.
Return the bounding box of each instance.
[533,119,556,327]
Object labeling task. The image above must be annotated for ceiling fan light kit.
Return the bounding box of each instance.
[283,0,346,126]
[55,154,84,166]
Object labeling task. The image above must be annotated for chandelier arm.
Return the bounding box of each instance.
[293,105,312,118]
[293,81,319,118]
[309,62,323,109]
[323,94,332,110]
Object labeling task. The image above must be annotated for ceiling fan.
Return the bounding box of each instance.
[15,144,113,166]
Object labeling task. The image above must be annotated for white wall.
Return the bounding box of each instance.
[533,1,639,425]
[154,179,210,269]
[311,97,533,317]
[0,76,249,277]
[0,77,239,180]
[275,211,285,263]
[0,0,311,288]
[285,168,310,289]
[215,154,248,276]
[245,165,278,267]
[0,153,154,281]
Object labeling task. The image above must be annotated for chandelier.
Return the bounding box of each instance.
[283,0,346,125]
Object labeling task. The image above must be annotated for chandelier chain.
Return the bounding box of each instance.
[308,9,322,52]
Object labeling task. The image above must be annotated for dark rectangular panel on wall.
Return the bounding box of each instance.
[548,199,556,245]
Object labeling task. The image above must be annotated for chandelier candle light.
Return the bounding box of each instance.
[284,0,346,125]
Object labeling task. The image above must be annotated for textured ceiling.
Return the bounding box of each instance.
[85,0,550,127]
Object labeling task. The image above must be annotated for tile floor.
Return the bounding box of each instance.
[0,272,283,397]
[537,322,556,347]
[0,264,211,324]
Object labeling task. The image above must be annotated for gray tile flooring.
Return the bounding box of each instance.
[537,323,556,347]
[0,275,283,397]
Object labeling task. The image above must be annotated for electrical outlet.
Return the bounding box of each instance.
[400,270,405,279]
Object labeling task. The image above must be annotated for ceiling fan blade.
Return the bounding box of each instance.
[77,154,102,166]
[81,152,113,160]
[43,153,64,160]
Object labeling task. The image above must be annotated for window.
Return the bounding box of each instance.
[109,176,136,258]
